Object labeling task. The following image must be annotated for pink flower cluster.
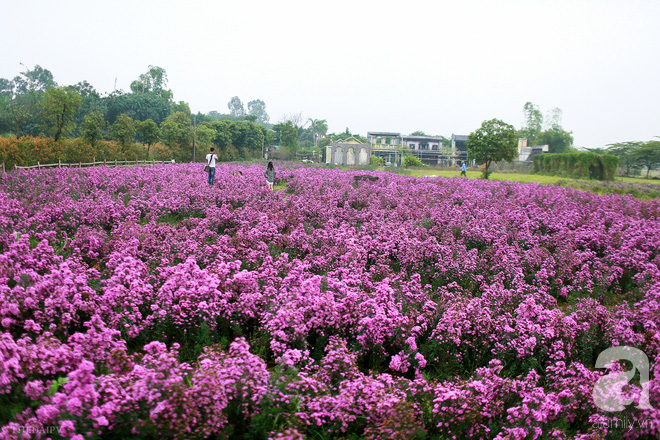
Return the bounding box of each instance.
[1,162,659,438]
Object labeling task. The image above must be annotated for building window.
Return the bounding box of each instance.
[409,143,415,149]
[432,144,439,150]
[420,143,428,150]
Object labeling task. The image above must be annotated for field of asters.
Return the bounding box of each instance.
[0,162,659,439]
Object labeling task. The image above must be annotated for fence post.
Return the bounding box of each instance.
[93,157,96,166]
[38,161,41,169]
[104,159,107,166]
[115,159,117,167]
[58,159,61,168]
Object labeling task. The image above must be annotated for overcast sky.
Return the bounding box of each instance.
[3,0,659,148]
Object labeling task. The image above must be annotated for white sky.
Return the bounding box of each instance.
[3,0,659,148]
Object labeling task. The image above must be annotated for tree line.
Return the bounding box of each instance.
[0,65,290,166]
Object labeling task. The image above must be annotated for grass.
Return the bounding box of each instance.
[403,167,660,186]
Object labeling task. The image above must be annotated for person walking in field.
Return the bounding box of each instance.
[206,148,218,185]
[264,161,276,191]
[460,161,467,177]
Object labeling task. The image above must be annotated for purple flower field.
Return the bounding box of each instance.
[1,162,659,439]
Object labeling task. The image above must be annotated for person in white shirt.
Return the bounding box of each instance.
[205,148,219,185]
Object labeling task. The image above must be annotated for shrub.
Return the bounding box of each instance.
[533,152,618,180]
[403,155,423,168]
[370,155,384,166]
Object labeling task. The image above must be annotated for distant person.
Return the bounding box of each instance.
[264,161,276,191]
[460,161,467,177]
[206,148,218,185]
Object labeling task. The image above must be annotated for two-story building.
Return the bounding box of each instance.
[368,131,466,166]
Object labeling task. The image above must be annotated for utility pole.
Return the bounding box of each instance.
[192,115,196,162]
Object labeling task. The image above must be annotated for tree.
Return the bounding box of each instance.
[247,99,269,125]
[605,142,642,177]
[467,118,518,179]
[228,96,245,117]
[104,90,172,125]
[160,111,194,162]
[136,119,161,157]
[130,66,172,100]
[14,64,56,94]
[41,87,82,142]
[520,102,543,145]
[308,118,328,147]
[633,141,660,178]
[81,110,106,147]
[109,114,136,151]
[536,128,574,154]
[171,101,191,115]
[409,130,428,136]
[545,107,563,130]
[273,120,299,158]
[403,155,423,167]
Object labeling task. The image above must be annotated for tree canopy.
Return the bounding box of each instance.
[467,118,518,179]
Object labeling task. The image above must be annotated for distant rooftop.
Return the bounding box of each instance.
[367,131,401,137]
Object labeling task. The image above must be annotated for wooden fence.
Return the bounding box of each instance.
[1,159,175,174]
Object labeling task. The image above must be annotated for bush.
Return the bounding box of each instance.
[403,155,423,168]
[533,152,618,181]
[370,155,384,166]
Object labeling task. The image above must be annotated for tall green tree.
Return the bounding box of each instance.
[633,141,660,178]
[2,66,53,137]
[109,114,136,152]
[104,90,171,125]
[309,118,328,147]
[228,96,245,117]
[520,102,543,145]
[41,87,82,142]
[247,99,269,125]
[161,111,194,162]
[130,65,172,100]
[467,118,518,179]
[81,110,106,147]
[536,128,574,154]
[273,120,299,153]
[136,119,161,157]
[606,142,642,177]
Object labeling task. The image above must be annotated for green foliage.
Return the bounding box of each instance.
[467,118,518,179]
[533,152,618,181]
[161,112,194,162]
[273,120,299,155]
[228,96,245,117]
[606,141,643,176]
[536,127,574,154]
[247,99,269,125]
[40,87,82,142]
[403,155,423,167]
[109,114,136,150]
[632,140,660,178]
[104,90,172,125]
[370,155,384,166]
[518,102,543,144]
[136,119,160,146]
[81,110,106,147]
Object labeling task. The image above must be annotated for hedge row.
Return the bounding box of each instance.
[0,137,174,170]
[533,152,618,181]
